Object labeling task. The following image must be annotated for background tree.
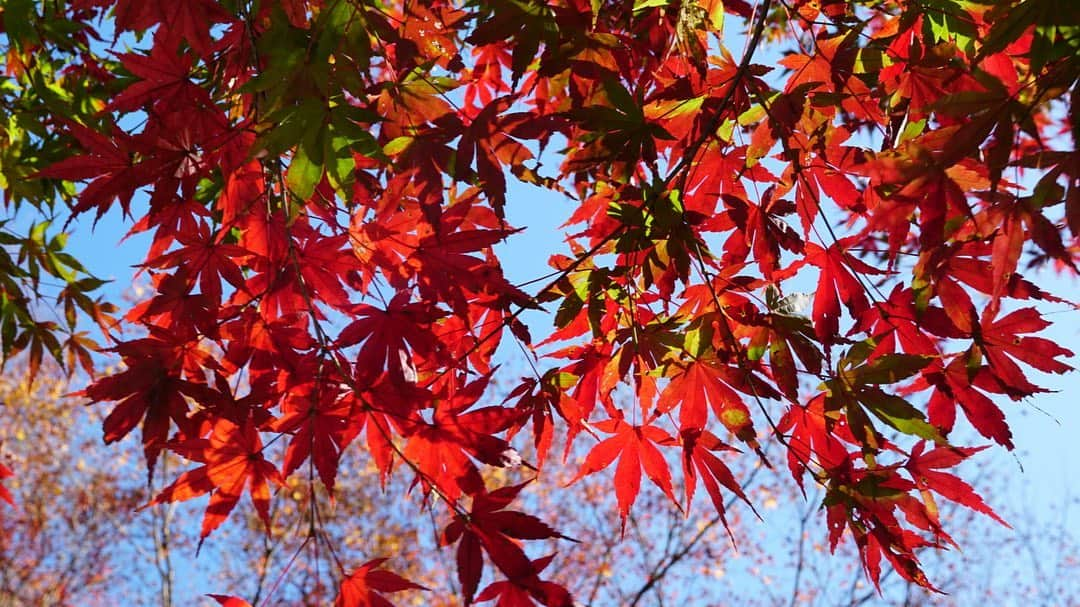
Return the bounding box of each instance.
[1,0,1079,605]
[0,364,144,605]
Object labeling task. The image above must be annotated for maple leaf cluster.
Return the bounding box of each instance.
[3,0,1078,604]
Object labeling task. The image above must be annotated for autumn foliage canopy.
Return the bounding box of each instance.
[2,0,1079,604]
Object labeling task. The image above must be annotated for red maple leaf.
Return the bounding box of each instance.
[924,358,1014,449]
[715,190,804,279]
[824,467,941,592]
[104,34,211,113]
[680,428,754,535]
[349,210,420,290]
[906,442,1007,527]
[272,381,360,493]
[147,220,249,304]
[568,417,678,529]
[220,309,314,377]
[292,226,361,312]
[112,0,232,57]
[657,359,762,441]
[443,482,567,605]
[776,395,854,489]
[976,307,1074,398]
[334,559,427,607]
[83,327,220,473]
[474,554,573,607]
[34,120,143,220]
[402,375,520,499]
[452,95,534,217]
[124,269,217,336]
[337,292,445,384]
[806,240,884,343]
[149,418,283,538]
[410,217,523,313]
